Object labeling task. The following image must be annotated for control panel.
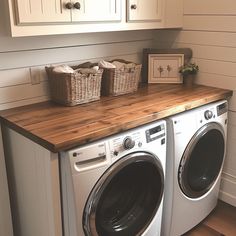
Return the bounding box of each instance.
[197,101,228,125]
[109,122,166,159]
[110,131,142,157]
[202,101,227,122]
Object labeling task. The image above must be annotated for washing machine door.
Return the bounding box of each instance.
[83,152,164,236]
[178,122,225,198]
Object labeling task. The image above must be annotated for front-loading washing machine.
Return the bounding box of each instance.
[60,120,166,236]
[161,100,228,236]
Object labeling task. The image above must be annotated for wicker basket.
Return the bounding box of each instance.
[46,65,103,106]
[101,59,142,96]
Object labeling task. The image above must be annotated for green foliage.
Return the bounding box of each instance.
[179,62,199,76]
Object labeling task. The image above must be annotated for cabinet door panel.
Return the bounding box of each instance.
[127,0,163,21]
[15,0,71,24]
[72,0,121,22]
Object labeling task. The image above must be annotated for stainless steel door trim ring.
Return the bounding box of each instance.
[178,122,225,198]
[83,151,164,236]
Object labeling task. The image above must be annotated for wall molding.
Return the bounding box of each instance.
[219,172,236,207]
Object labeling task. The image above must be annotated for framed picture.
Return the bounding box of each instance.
[148,53,184,84]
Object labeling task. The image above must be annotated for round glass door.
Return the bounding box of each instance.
[83,152,164,236]
[178,122,225,198]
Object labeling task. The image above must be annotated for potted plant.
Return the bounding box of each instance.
[179,62,199,87]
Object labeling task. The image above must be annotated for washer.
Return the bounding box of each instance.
[60,120,166,236]
[161,100,228,236]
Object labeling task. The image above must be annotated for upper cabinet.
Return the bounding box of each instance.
[14,0,70,24]
[6,0,183,37]
[14,0,121,24]
[127,0,162,22]
[70,0,121,22]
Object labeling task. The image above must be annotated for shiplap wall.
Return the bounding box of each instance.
[0,28,154,109]
[0,1,155,235]
[155,0,236,206]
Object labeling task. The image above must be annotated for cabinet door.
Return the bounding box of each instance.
[127,0,163,21]
[14,0,71,24]
[71,0,121,22]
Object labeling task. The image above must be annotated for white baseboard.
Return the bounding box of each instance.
[219,172,236,207]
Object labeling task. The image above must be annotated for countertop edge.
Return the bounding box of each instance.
[0,85,233,153]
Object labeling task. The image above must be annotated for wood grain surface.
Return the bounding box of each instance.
[0,84,233,152]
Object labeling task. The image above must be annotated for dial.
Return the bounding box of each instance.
[123,137,135,150]
[204,110,213,120]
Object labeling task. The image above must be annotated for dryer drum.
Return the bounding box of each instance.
[83,152,164,236]
[178,122,225,199]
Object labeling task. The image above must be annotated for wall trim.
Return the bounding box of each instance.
[219,172,236,207]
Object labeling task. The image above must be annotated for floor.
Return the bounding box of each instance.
[183,200,236,236]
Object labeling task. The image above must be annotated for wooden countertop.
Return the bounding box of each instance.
[0,84,233,153]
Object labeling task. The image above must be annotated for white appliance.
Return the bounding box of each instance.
[162,100,228,236]
[61,120,167,236]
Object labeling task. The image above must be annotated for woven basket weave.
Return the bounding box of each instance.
[46,66,103,106]
[101,59,142,96]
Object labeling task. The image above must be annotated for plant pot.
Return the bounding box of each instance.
[183,74,196,88]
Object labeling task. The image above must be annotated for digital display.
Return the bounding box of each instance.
[146,124,164,143]
[149,125,162,135]
[218,103,227,111]
[217,102,227,116]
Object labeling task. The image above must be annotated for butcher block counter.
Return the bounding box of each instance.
[0,84,233,153]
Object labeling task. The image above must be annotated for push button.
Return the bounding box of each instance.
[161,138,165,145]
[113,150,119,156]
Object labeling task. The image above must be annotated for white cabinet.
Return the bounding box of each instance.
[6,0,183,36]
[71,0,121,22]
[127,0,163,22]
[14,0,121,24]
[2,127,62,236]
[14,0,71,24]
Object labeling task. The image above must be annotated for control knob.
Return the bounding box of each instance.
[204,110,213,120]
[123,137,135,150]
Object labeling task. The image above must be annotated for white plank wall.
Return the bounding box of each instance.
[155,0,236,206]
[0,38,152,109]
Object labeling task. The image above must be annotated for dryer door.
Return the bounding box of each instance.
[83,152,164,236]
[178,122,225,199]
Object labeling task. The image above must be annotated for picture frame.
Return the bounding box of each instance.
[148,53,184,84]
[142,48,192,83]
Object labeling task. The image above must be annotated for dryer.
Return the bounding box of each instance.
[162,100,228,236]
[60,120,166,236]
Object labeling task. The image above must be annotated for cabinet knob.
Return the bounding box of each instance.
[65,2,73,9]
[131,4,137,10]
[74,2,81,9]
